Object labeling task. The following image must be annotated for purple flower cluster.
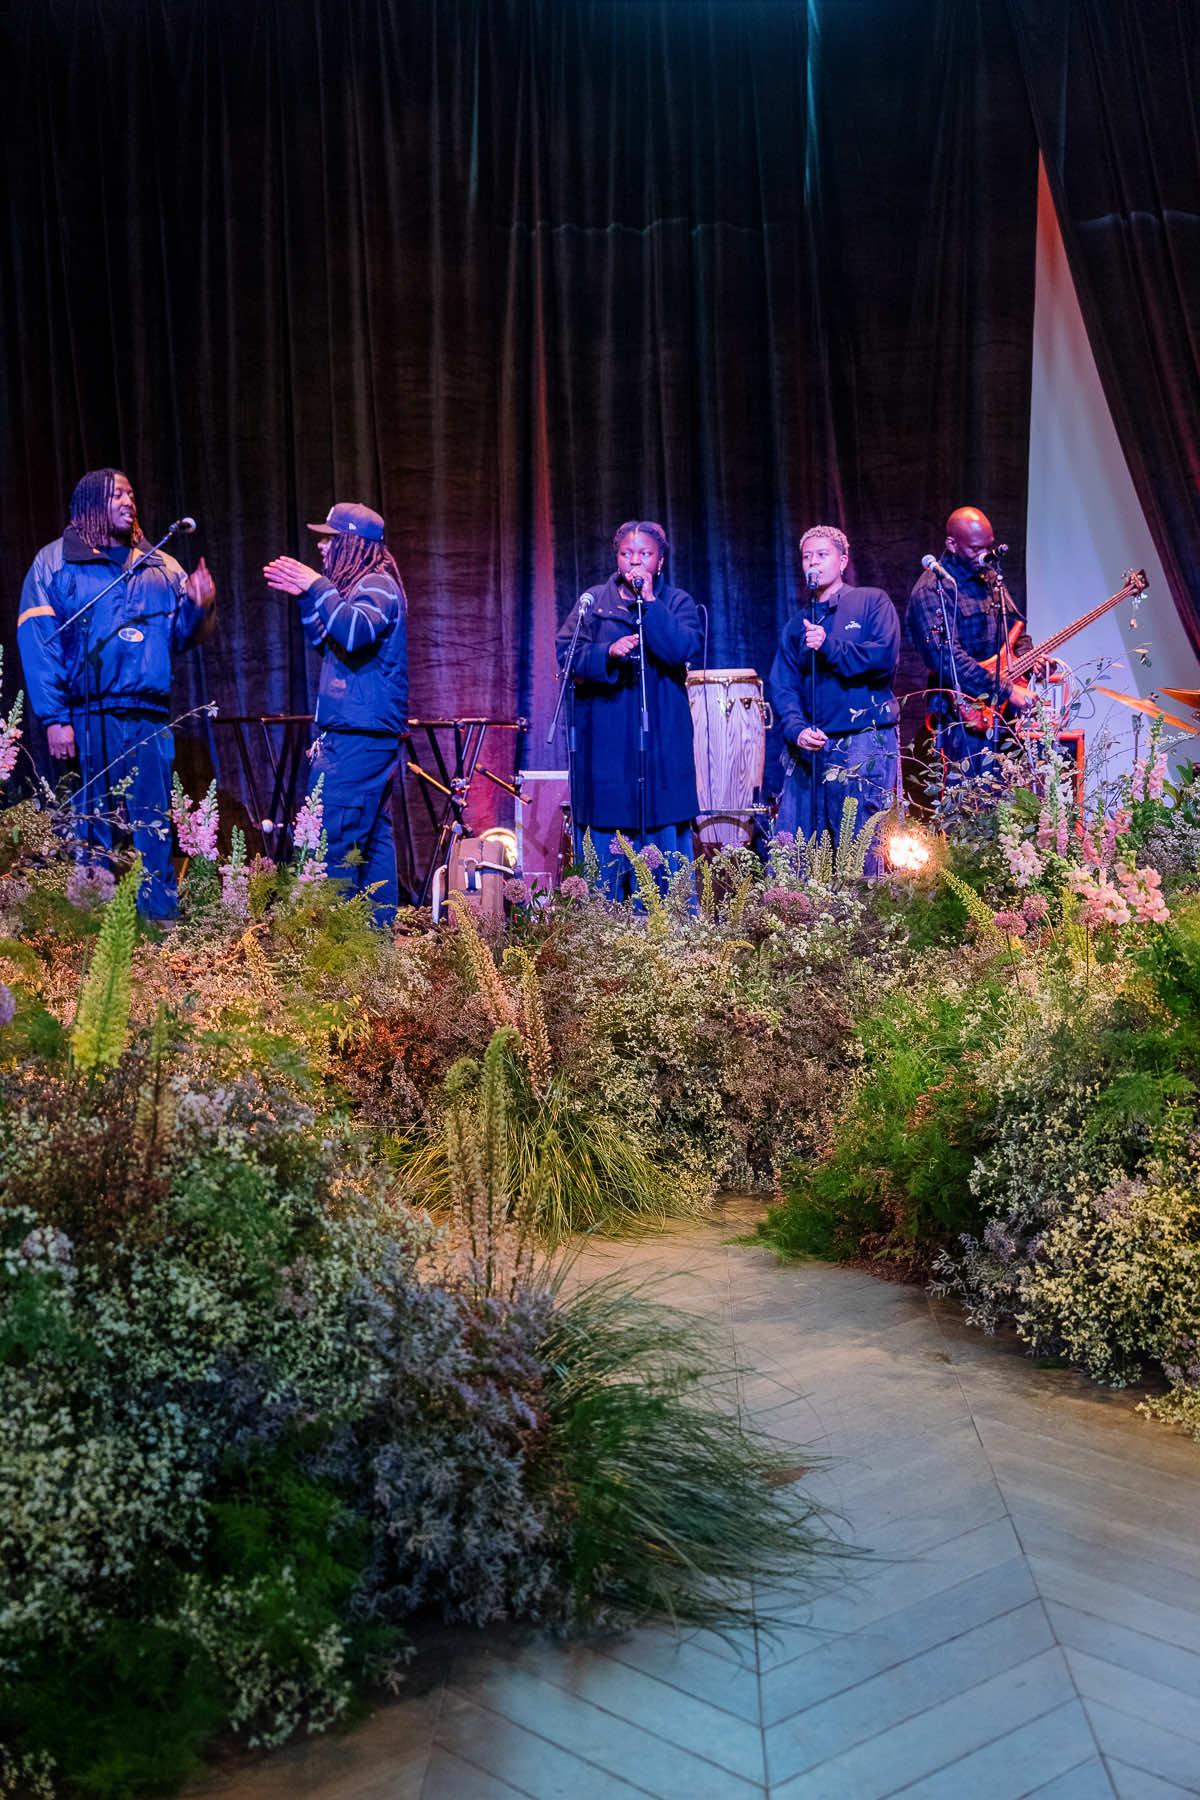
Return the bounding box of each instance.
[503,877,531,906]
[0,983,15,1027]
[66,864,117,910]
[559,875,589,902]
[763,886,813,919]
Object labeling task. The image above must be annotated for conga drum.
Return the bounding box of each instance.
[687,669,771,850]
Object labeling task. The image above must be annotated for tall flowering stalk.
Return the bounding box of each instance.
[220,826,250,916]
[292,777,328,883]
[0,691,23,787]
[171,774,219,860]
[446,891,520,1033]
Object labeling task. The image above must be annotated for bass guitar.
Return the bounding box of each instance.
[957,568,1148,733]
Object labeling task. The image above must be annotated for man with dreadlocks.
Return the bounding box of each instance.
[769,524,899,872]
[17,468,216,917]
[263,502,408,926]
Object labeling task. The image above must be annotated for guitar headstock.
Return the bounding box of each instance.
[1125,568,1149,599]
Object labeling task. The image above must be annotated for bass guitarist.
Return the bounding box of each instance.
[906,505,1035,783]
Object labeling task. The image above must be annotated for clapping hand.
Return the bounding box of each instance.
[263,556,322,596]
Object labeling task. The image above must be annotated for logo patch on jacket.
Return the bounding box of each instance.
[118,627,145,644]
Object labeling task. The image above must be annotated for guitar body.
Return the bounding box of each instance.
[956,620,1024,734]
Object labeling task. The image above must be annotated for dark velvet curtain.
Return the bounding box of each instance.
[1,0,1038,831]
[1007,0,1200,655]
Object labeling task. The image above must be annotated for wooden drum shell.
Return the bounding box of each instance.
[687,668,770,849]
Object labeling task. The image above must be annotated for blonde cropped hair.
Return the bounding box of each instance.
[799,524,849,559]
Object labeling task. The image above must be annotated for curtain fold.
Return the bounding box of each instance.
[1,0,1038,825]
[1007,0,1200,653]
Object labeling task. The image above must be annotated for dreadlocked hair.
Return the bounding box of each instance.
[69,469,143,552]
[322,534,405,599]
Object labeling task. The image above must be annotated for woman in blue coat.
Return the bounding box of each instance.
[555,520,701,899]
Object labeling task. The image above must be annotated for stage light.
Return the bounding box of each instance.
[481,828,519,869]
[886,828,932,872]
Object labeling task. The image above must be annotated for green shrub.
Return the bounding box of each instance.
[760,971,1007,1265]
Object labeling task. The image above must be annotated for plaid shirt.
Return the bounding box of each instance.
[906,556,1029,714]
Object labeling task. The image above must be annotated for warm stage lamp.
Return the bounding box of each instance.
[886,828,932,873]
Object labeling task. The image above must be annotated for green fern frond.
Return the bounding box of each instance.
[834,802,888,883]
[72,857,142,1072]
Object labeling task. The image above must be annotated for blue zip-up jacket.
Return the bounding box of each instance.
[299,568,408,734]
[770,584,900,741]
[17,527,207,724]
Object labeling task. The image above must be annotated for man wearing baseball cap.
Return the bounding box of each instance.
[263,503,408,924]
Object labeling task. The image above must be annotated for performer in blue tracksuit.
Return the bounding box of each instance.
[770,524,899,871]
[263,502,408,926]
[17,468,216,917]
[555,519,701,899]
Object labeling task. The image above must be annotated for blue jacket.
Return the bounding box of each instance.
[299,568,408,735]
[18,527,207,724]
[556,572,701,828]
[770,584,900,741]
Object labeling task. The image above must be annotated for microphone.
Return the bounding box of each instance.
[578,589,595,611]
[630,574,644,595]
[806,567,821,592]
[167,516,197,536]
[981,543,1009,566]
[922,554,954,582]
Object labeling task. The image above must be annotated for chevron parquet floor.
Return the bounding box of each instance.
[188,1200,1200,1799]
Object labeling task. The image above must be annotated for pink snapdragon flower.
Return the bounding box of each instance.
[0,726,21,784]
[1130,752,1168,804]
[220,861,250,915]
[999,824,1043,887]
[1116,860,1170,925]
[292,780,324,856]
[1101,806,1131,866]
[1074,871,1131,929]
[171,776,219,859]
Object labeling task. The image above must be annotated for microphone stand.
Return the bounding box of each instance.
[49,522,192,848]
[807,574,820,837]
[634,581,650,850]
[549,590,594,865]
